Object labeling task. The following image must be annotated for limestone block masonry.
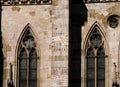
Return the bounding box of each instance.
[81,2,120,87]
[1,0,68,87]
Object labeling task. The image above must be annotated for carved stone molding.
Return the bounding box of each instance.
[84,0,120,3]
[1,0,52,6]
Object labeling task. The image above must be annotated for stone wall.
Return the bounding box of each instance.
[81,2,120,87]
[51,0,68,87]
[1,0,68,87]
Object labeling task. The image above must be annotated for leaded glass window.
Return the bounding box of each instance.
[97,46,105,87]
[86,25,106,87]
[86,46,95,87]
[18,28,37,87]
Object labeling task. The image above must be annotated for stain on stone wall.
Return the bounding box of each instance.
[52,0,58,6]
[6,45,11,52]
[29,11,35,16]
[11,6,21,12]
[3,69,8,80]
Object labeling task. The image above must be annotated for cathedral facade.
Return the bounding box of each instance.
[1,0,120,87]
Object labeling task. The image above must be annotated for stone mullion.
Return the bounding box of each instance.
[95,56,97,87]
[27,52,29,87]
[94,48,97,87]
[17,58,20,87]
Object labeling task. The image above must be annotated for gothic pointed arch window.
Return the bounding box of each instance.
[85,25,106,87]
[18,26,37,87]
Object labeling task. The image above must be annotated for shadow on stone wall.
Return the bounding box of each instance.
[69,0,88,87]
[0,4,4,87]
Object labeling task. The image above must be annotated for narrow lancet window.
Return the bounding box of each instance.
[85,24,106,87]
[18,26,37,87]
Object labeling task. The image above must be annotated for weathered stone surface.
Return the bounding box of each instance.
[1,0,52,6]
[2,0,68,87]
[81,2,120,87]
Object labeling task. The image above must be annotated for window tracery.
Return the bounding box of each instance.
[86,25,106,87]
[18,27,37,87]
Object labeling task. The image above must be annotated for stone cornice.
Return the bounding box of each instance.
[1,0,52,6]
[84,0,120,3]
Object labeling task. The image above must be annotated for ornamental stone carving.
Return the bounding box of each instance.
[1,0,52,5]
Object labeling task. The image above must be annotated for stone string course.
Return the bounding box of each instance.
[1,0,52,5]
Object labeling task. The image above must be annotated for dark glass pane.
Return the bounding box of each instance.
[97,58,105,68]
[97,80,105,87]
[86,46,95,87]
[29,80,37,87]
[97,46,105,87]
[19,48,27,86]
[97,46,105,57]
[29,69,37,80]
[19,69,27,80]
[19,80,27,87]
[87,46,95,57]
[20,59,27,69]
[97,68,105,79]
[87,68,95,79]
[19,48,27,58]
[87,80,95,87]
[19,48,27,72]
[30,59,37,69]
[30,48,37,58]
[97,57,105,62]
[29,47,37,86]
[87,58,94,68]
[29,48,37,71]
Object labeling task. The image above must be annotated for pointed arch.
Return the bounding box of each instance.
[16,23,38,87]
[83,21,108,87]
[16,23,37,58]
[84,21,108,55]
